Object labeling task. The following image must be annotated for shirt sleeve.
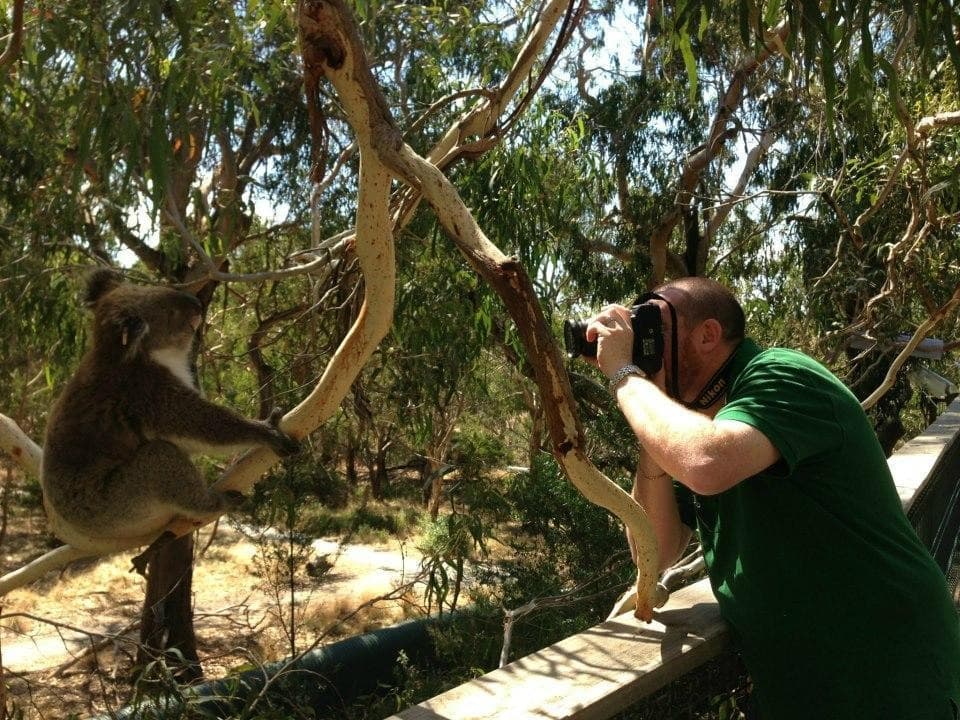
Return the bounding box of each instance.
[715,352,845,475]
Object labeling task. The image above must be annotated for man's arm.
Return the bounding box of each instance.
[630,448,692,573]
[613,376,779,495]
[585,303,779,495]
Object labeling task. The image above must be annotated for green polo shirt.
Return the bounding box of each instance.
[679,339,960,719]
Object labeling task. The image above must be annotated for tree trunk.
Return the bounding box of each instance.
[345,432,358,487]
[427,468,443,518]
[370,433,390,500]
[0,464,11,546]
[136,534,202,682]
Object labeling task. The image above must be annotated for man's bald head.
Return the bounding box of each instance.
[653,277,745,345]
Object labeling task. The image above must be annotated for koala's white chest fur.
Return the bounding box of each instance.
[148,347,205,454]
[147,346,254,458]
[150,347,197,390]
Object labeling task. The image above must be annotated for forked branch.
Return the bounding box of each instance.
[647,20,790,285]
[300,0,665,620]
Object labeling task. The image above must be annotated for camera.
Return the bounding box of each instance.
[563,302,664,375]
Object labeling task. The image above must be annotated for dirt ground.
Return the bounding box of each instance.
[0,517,427,719]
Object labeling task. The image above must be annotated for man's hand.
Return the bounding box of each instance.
[585,305,667,392]
[585,304,635,379]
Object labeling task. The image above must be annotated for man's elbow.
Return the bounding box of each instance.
[680,465,739,496]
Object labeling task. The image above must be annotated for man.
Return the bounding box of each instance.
[585,276,960,719]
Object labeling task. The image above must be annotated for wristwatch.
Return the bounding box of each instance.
[608,364,646,394]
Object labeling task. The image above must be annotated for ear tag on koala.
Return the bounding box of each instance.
[122,327,129,347]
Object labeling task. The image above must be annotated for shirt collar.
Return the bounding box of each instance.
[725,337,762,386]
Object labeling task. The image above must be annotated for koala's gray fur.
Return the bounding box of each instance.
[41,269,300,546]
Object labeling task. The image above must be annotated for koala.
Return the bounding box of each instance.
[41,269,300,568]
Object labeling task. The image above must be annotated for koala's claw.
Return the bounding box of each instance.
[265,408,301,457]
[274,432,302,457]
[130,530,178,576]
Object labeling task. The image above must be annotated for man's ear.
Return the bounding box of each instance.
[117,315,149,357]
[698,318,724,351]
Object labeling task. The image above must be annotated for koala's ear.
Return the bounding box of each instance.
[117,315,149,356]
[84,268,122,307]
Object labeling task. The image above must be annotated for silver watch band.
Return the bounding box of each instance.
[608,364,646,393]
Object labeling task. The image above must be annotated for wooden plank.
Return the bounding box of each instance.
[388,579,725,720]
[887,397,960,510]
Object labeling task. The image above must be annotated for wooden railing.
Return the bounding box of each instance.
[387,398,960,720]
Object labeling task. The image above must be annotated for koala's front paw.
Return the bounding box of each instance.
[264,408,301,457]
[274,432,302,457]
[222,490,246,509]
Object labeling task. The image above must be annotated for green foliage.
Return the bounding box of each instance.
[419,511,485,613]
[298,502,425,544]
[652,1,959,135]
[247,456,344,523]
[243,458,326,658]
[416,427,511,613]
[447,425,510,485]
[505,454,630,586]
[244,453,424,543]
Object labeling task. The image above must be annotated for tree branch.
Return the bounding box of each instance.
[99,203,168,275]
[861,284,960,410]
[298,0,665,621]
[648,20,790,284]
[704,128,776,248]
[915,109,960,136]
[0,413,41,476]
[391,0,575,230]
[0,0,25,72]
[209,0,398,497]
[248,303,311,419]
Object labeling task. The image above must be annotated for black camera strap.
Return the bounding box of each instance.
[683,351,736,410]
[634,291,733,410]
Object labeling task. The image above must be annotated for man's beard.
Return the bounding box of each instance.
[675,333,701,403]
